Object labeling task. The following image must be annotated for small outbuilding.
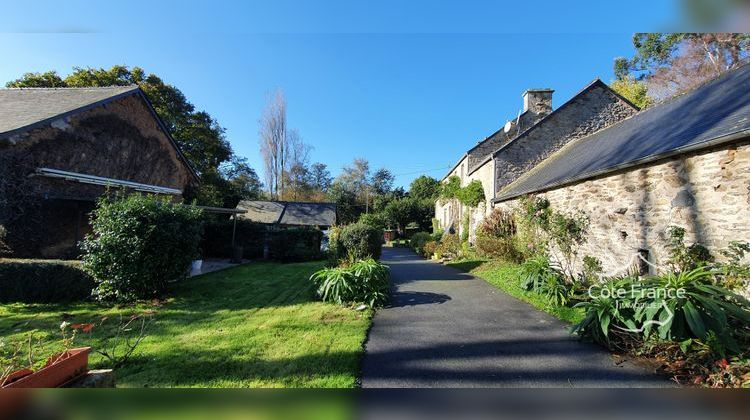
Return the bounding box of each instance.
[0,86,199,258]
[236,200,337,228]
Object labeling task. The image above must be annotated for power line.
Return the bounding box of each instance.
[391,165,452,177]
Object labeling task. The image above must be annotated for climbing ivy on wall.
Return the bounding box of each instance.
[439,176,485,208]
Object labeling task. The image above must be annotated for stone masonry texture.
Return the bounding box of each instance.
[494,83,638,195]
[494,141,750,276]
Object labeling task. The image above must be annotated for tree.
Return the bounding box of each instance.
[283,164,313,201]
[6,70,65,87]
[283,129,313,200]
[615,33,750,101]
[371,168,394,195]
[258,90,288,200]
[611,77,653,109]
[409,175,440,201]
[5,65,249,207]
[383,198,420,235]
[327,181,360,224]
[310,163,332,193]
[338,158,371,196]
[221,156,263,202]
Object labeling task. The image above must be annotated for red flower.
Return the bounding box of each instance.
[717,359,729,368]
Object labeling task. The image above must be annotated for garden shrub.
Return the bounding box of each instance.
[201,216,266,259]
[520,255,569,305]
[81,193,203,303]
[581,255,603,284]
[436,233,460,259]
[479,208,516,238]
[667,226,714,272]
[268,228,323,262]
[475,234,522,262]
[310,258,390,308]
[410,232,432,255]
[423,240,438,258]
[475,208,522,262]
[0,259,95,303]
[573,268,750,354]
[358,212,387,230]
[716,241,750,290]
[333,223,383,261]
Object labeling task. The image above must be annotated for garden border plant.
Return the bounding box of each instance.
[81,192,203,303]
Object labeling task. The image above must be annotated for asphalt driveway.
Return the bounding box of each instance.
[359,247,671,387]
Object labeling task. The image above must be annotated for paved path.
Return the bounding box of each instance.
[360,247,670,387]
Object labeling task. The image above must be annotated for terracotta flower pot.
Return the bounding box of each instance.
[1,347,91,388]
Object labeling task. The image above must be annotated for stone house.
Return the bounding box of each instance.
[436,80,638,242]
[0,86,199,258]
[493,64,750,275]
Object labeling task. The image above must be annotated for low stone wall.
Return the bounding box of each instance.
[494,141,750,276]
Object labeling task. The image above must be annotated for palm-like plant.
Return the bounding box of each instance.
[310,259,390,308]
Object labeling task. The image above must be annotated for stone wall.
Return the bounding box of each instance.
[493,141,750,275]
[435,156,494,242]
[494,82,638,194]
[0,93,195,258]
[467,111,538,171]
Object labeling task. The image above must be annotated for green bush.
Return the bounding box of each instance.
[310,258,390,308]
[269,228,323,262]
[423,240,438,258]
[475,234,522,262]
[334,223,383,261]
[410,232,432,255]
[358,212,387,230]
[435,233,460,259]
[0,259,95,303]
[573,268,750,354]
[201,216,266,259]
[520,255,569,305]
[667,226,714,272]
[81,193,203,303]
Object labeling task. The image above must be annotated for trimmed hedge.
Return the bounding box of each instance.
[0,259,94,303]
[410,232,432,255]
[269,228,323,262]
[201,217,323,262]
[332,223,383,261]
[201,217,266,259]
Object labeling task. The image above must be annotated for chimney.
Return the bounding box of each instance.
[522,88,554,117]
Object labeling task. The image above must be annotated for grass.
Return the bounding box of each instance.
[445,258,585,325]
[0,261,372,388]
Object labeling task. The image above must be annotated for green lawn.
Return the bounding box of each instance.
[446,258,585,325]
[0,261,371,388]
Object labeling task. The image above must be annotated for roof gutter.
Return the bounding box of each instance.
[35,167,183,195]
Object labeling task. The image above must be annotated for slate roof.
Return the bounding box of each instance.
[237,201,337,227]
[494,63,750,202]
[0,85,199,182]
[0,86,140,137]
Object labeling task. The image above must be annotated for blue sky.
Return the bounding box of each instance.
[0,1,685,188]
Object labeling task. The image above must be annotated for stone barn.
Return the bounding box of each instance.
[492,64,750,274]
[0,86,199,258]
